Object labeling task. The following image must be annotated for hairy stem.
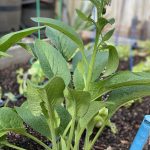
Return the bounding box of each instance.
[20,132,52,150]
[1,142,26,150]
[67,110,76,150]
[47,109,58,150]
[85,30,99,91]
[88,120,108,150]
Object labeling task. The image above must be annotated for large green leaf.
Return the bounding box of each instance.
[90,71,150,100]
[105,85,150,118]
[15,102,51,138]
[66,89,91,118]
[46,27,78,61]
[103,45,119,77]
[32,17,84,50]
[27,77,65,116]
[0,107,25,133]
[34,40,71,85]
[0,26,44,52]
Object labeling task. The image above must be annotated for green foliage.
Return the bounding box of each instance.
[0,0,150,150]
[133,56,150,72]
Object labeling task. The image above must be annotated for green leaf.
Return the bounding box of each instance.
[76,9,88,21]
[105,85,150,118]
[79,101,105,128]
[32,17,84,50]
[34,40,71,85]
[90,71,150,100]
[55,105,71,135]
[15,102,51,138]
[46,27,78,61]
[27,77,65,116]
[66,89,91,118]
[103,29,115,41]
[73,61,87,90]
[17,42,34,55]
[27,81,44,116]
[0,107,25,133]
[0,26,44,52]
[103,45,119,77]
[91,51,109,81]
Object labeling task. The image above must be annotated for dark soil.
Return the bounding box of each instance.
[0,57,149,150]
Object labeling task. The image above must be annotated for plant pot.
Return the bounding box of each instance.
[0,0,21,33]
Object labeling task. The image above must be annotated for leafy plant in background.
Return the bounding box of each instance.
[0,0,150,150]
[133,56,150,72]
[17,60,45,95]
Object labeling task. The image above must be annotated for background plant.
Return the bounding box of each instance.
[0,0,150,150]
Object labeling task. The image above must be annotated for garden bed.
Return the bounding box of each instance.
[0,59,149,150]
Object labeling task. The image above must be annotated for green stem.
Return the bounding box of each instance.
[73,128,84,150]
[19,132,51,150]
[88,120,108,150]
[85,30,99,91]
[47,109,58,150]
[1,142,26,150]
[84,129,90,150]
[67,111,76,150]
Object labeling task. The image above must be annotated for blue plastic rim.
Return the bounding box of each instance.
[130,115,150,150]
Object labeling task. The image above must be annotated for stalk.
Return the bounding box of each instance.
[67,109,76,150]
[20,132,52,150]
[47,108,58,150]
[88,120,108,150]
[1,142,26,150]
[85,30,99,91]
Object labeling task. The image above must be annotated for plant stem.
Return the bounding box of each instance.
[1,142,26,150]
[47,109,58,150]
[84,129,90,150]
[67,110,76,150]
[18,132,52,150]
[85,30,99,91]
[88,120,108,150]
[73,128,84,150]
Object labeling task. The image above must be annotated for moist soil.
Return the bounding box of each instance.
[0,57,149,150]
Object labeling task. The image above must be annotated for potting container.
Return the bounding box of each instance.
[0,0,21,33]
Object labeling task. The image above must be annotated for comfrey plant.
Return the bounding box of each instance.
[0,0,150,150]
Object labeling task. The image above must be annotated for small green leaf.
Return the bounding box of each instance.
[73,61,87,90]
[0,107,25,133]
[17,42,34,55]
[79,101,105,128]
[76,9,88,21]
[66,89,91,118]
[103,45,119,77]
[32,17,84,50]
[34,40,71,85]
[103,29,115,41]
[55,105,71,135]
[0,26,44,52]
[46,27,78,61]
[108,18,115,25]
[15,102,51,138]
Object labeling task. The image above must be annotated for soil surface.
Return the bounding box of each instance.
[0,57,149,150]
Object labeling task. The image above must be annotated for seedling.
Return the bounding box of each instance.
[0,0,150,150]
